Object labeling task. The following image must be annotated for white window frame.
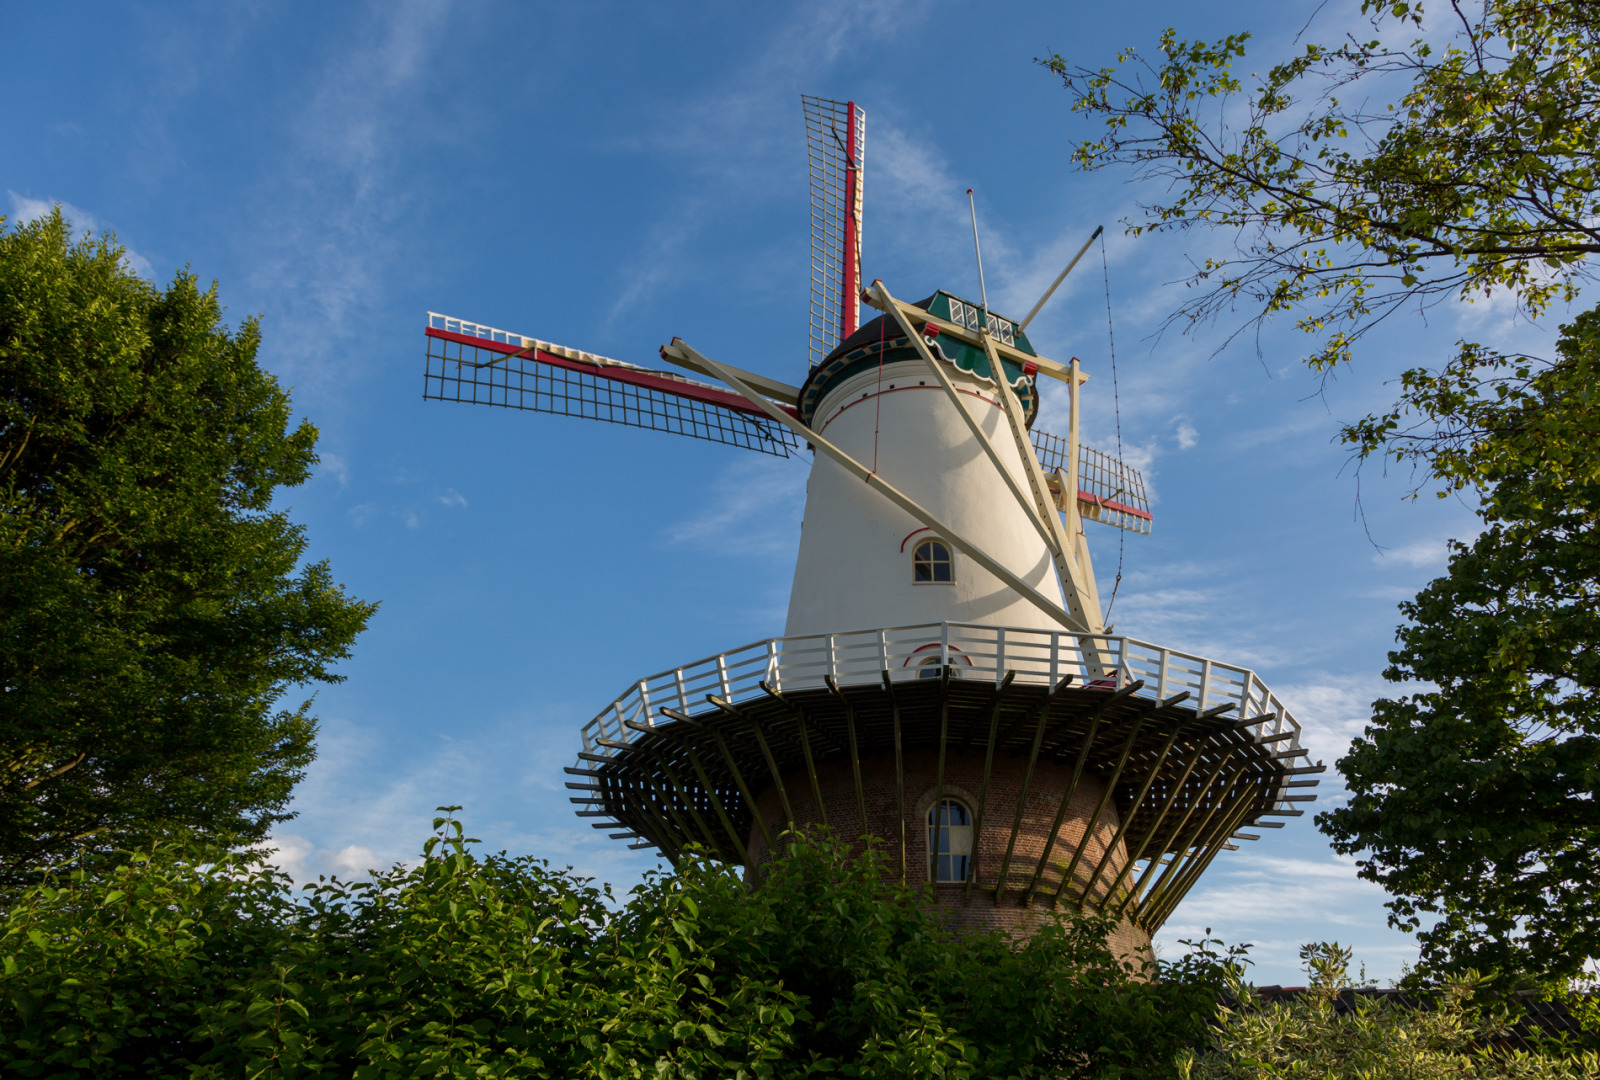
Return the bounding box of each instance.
[911,538,954,585]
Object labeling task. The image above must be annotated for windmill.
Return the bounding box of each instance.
[422,97,1320,946]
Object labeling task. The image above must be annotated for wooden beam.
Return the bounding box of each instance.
[671,339,1081,631]
[1077,723,1184,910]
[859,287,1085,387]
[628,771,687,866]
[965,671,1016,901]
[706,695,797,836]
[641,714,755,863]
[825,676,870,841]
[760,682,829,829]
[972,311,1102,636]
[883,670,907,883]
[929,666,952,885]
[873,283,1062,561]
[704,728,776,856]
[1019,680,1143,903]
[658,341,801,406]
[1136,769,1251,924]
[1038,702,1154,908]
[1059,690,1188,767]
[993,676,1077,903]
[1145,790,1260,930]
[681,743,750,865]
[1099,747,1211,918]
[1112,755,1235,921]
[658,758,722,855]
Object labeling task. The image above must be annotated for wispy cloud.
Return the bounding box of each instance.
[665,454,808,557]
[267,705,664,889]
[1157,850,1419,982]
[242,0,454,402]
[1372,536,1449,569]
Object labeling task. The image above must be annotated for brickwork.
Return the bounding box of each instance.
[743,748,1152,959]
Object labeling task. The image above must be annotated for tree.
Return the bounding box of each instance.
[0,210,375,887]
[0,819,1242,1079]
[1049,1,1600,978]
[1321,312,1600,980]
[1050,0,1600,371]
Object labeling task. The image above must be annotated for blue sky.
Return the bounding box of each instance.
[4,0,1551,984]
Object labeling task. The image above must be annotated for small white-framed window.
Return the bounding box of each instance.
[914,655,947,680]
[912,539,953,583]
[927,799,973,882]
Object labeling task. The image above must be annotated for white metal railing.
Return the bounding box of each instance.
[577,622,1308,807]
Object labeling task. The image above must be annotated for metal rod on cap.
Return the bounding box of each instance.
[1019,225,1103,331]
[967,188,989,317]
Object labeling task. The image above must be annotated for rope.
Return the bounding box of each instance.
[1100,231,1126,622]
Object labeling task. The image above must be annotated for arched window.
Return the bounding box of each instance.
[927,799,972,882]
[915,656,945,680]
[912,539,953,583]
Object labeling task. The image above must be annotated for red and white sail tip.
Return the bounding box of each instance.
[803,95,865,370]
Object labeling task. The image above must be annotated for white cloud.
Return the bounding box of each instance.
[1273,671,1394,768]
[1373,536,1449,569]
[266,706,664,890]
[1157,850,1420,983]
[1174,419,1198,450]
[319,452,351,490]
[8,192,154,279]
[438,488,468,508]
[347,502,379,526]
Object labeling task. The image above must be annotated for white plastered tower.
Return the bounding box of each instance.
[785,357,1067,638]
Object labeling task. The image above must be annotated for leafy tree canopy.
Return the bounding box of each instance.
[0,820,1241,1080]
[0,210,375,888]
[1051,0,1600,370]
[1050,1,1600,980]
[1321,311,1600,980]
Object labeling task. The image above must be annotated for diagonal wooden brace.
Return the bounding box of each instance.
[664,338,1081,631]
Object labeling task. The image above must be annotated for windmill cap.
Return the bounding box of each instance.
[796,290,1040,428]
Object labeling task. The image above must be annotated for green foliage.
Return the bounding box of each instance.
[0,210,376,887]
[1319,310,1600,980]
[1181,944,1599,1079]
[1048,0,1600,369]
[1052,0,1600,981]
[0,816,1241,1079]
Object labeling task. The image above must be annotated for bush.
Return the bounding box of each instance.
[2,813,1239,1079]
[1181,944,1600,1079]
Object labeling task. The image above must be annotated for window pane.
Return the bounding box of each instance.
[927,800,973,881]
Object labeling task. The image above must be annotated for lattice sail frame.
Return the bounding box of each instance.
[424,313,802,458]
[803,95,865,368]
[1031,429,1153,534]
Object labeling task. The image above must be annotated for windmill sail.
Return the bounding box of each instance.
[1031,428,1153,534]
[803,95,865,369]
[424,314,802,458]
